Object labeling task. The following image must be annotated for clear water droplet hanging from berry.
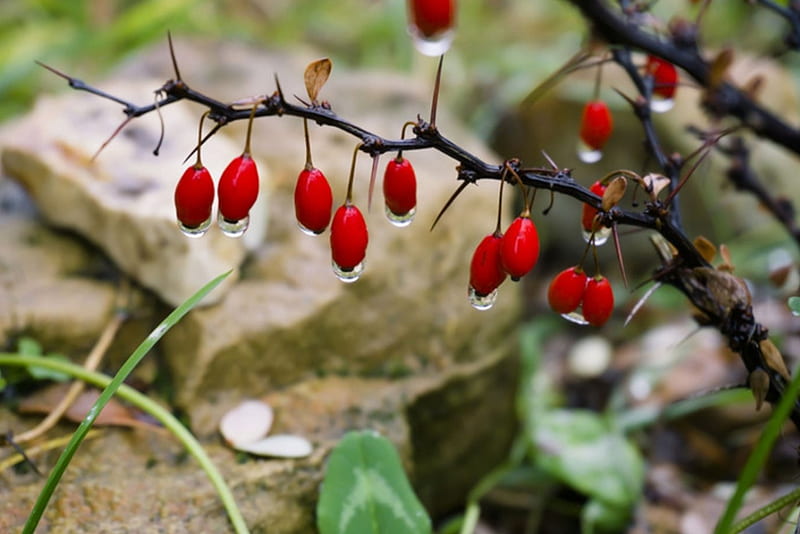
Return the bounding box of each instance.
[407,0,456,56]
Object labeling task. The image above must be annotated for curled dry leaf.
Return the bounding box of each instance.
[234,434,313,459]
[601,176,627,212]
[642,173,670,200]
[718,243,734,272]
[708,48,734,90]
[219,399,274,447]
[18,383,160,431]
[760,339,790,381]
[304,57,332,104]
[692,236,716,264]
[748,368,770,411]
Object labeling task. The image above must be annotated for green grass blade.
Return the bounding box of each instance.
[714,360,800,534]
[0,352,248,533]
[15,271,234,534]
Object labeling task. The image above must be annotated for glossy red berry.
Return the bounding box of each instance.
[408,0,455,38]
[547,266,589,314]
[330,203,369,272]
[218,154,259,222]
[582,276,614,327]
[294,167,333,235]
[579,100,613,151]
[383,156,417,223]
[581,181,607,233]
[500,216,540,280]
[174,165,215,231]
[469,233,507,297]
[645,55,678,100]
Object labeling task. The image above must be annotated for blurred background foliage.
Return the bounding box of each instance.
[0,0,763,131]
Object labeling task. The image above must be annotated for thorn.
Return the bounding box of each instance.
[624,281,662,327]
[274,73,285,102]
[612,223,629,289]
[368,154,379,213]
[430,180,470,232]
[167,31,182,81]
[91,116,135,162]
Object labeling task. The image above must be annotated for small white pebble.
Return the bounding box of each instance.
[567,335,612,378]
[234,434,313,459]
[219,399,273,447]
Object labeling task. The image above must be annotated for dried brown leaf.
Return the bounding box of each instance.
[601,176,627,211]
[693,236,716,264]
[304,57,332,104]
[760,339,790,381]
[18,383,160,431]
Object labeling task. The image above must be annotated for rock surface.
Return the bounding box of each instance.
[0,38,522,532]
[0,81,269,307]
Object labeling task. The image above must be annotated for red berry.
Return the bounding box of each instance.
[581,181,607,232]
[582,276,614,327]
[469,233,507,296]
[645,55,678,100]
[547,266,589,314]
[294,167,333,235]
[500,216,540,280]
[408,0,455,38]
[383,156,417,218]
[174,165,214,229]
[218,154,259,222]
[330,203,369,271]
[579,100,613,151]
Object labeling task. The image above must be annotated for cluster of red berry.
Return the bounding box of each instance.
[577,55,679,163]
[174,111,260,239]
[296,152,418,282]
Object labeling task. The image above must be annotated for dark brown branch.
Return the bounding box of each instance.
[568,0,800,154]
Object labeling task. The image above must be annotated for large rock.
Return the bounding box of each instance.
[0,82,269,307]
[0,180,117,352]
[0,38,522,532]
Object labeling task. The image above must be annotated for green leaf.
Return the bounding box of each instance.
[581,498,630,534]
[533,409,644,509]
[17,337,43,356]
[788,296,800,316]
[317,430,432,534]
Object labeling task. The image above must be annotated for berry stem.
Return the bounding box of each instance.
[494,168,507,235]
[592,51,605,101]
[193,111,210,168]
[243,103,258,156]
[303,118,314,170]
[505,162,531,216]
[345,142,363,204]
[398,120,416,160]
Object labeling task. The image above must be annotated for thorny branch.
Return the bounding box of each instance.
[40,0,800,430]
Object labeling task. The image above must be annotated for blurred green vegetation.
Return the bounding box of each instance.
[0,0,587,130]
[0,0,775,130]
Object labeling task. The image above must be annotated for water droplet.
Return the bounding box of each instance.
[385,205,416,228]
[333,260,364,283]
[581,226,611,246]
[217,213,250,238]
[577,140,603,164]
[650,97,675,113]
[560,309,589,326]
[296,222,324,236]
[468,286,498,311]
[408,26,455,57]
[178,217,212,238]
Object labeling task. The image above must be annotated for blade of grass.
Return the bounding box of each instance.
[0,353,248,533]
[4,271,245,534]
[714,360,800,534]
